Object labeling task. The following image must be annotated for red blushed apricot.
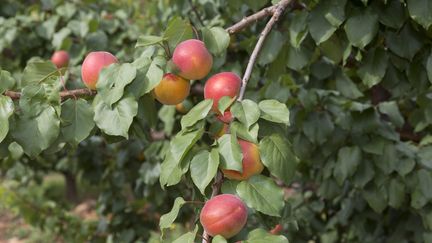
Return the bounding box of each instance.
[200,194,248,239]
[81,51,118,90]
[217,111,233,123]
[51,50,70,68]
[204,72,241,111]
[153,73,190,105]
[222,139,264,181]
[270,224,283,235]
[172,39,213,80]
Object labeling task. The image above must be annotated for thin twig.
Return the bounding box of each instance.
[202,170,224,243]
[225,5,276,35]
[188,0,205,26]
[238,0,292,101]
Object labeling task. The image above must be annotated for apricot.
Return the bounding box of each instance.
[51,50,70,68]
[217,111,233,123]
[200,194,247,239]
[222,139,264,181]
[81,51,118,90]
[153,73,190,105]
[204,72,241,111]
[172,39,213,80]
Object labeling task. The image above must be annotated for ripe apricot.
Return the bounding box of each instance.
[51,50,69,68]
[222,139,264,180]
[153,73,190,105]
[217,111,233,123]
[81,51,118,90]
[200,194,247,239]
[204,72,241,111]
[172,39,213,80]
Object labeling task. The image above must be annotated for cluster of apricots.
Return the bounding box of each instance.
[50,39,267,239]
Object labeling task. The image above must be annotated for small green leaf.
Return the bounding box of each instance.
[258,31,284,65]
[170,127,204,163]
[388,179,405,208]
[0,96,14,143]
[190,149,219,195]
[245,228,289,243]
[93,95,138,138]
[357,48,388,88]
[160,152,184,187]
[218,134,243,171]
[231,122,259,143]
[237,175,284,217]
[418,169,432,199]
[258,100,289,125]
[159,197,186,233]
[0,69,16,93]
[378,101,404,128]
[407,0,432,29]
[212,235,228,243]
[231,100,260,129]
[218,96,235,115]
[260,134,298,184]
[344,9,378,48]
[163,17,193,50]
[308,0,346,44]
[335,70,363,99]
[61,99,95,145]
[334,146,362,185]
[21,60,62,86]
[136,35,166,47]
[181,99,213,129]
[363,185,387,213]
[172,225,198,243]
[289,11,309,48]
[202,27,230,56]
[385,25,423,61]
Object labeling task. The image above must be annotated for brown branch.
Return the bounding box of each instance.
[238,0,292,101]
[202,170,224,243]
[3,88,96,101]
[226,5,276,35]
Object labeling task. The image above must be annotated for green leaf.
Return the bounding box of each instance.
[357,48,388,88]
[258,100,289,125]
[237,175,284,217]
[245,228,289,243]
[334,146,362,185]
[308,0,347,44]
[218,134,243,171]
[378,101,404,128]
[289,11,309,48]
[172,226,198,243]
[160,152,185,187]
[12,107,60,157]
[0,69,16,93]
[218,96,235,114]
[418,169,432,199]
[303,112,334,144]
[388,179,405,208]
[258,31,284,65]
[344,9,378,48]
[159,105,176,136]
[93,95,138,138]
[377,0,406,29]
[60,99,95,145]
[0,96,14,143]
[363,185,387,213]
[96,63,137,107]
[190,149,220,195]
[286,46,312,71]
[170,127,204,163]
[407,0,432,29]
[212,235,228,243]
[181,99,213,129]
[8,142,23,160]
[427,53,432,84]
[202,27,230,56]
[159,197,186,233]
[385,24,423,60]
[21,60,62,86]
[231,122,259,143]
[136,35,166,48]
[335,69,363,99]
[163,17,193,50]
[259,134,298,184]
[231,100,260,129]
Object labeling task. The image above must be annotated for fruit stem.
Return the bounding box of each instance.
[237,0,292,101]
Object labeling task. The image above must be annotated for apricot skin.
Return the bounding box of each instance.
[154,73,190,105]
[172,39,213,80]
[222,139,264,181]
[81,51,118,90]
[51,50,70,68]
[200,194,247,239]
[204,72,241,111]
[217,111,233,123]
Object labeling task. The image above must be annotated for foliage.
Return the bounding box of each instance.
[1,0,432,242]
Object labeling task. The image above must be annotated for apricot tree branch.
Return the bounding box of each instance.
[226,5,276,35]
[237,0,292,101]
